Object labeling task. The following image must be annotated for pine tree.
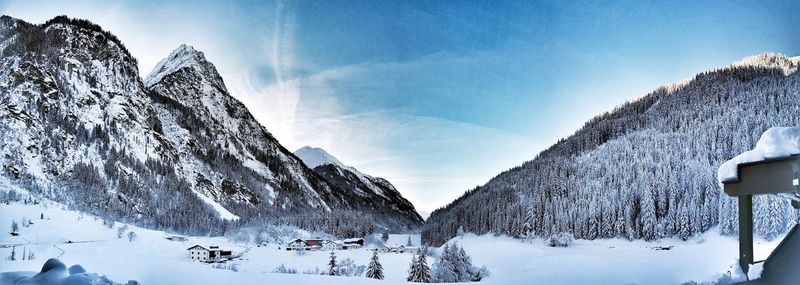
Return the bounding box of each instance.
[407,247,431,283]
[365,251,384,279]
[432,243,455,282]
[327,251,337,276]
[381,232,389,243]
[640,189,657,240]
[456,246,473,281]
[407,235,414,246]
[10,246,16,261]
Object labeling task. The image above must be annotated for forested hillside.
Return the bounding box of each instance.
[423,54,800,245]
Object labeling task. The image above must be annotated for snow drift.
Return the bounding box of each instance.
[0,258,137,285]
[717,127,800,183]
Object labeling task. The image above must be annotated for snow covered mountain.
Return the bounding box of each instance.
[294,146,423,228]
[0,15,421,236]
[423,53,800,245]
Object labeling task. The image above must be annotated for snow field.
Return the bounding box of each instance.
[0,202,785,284]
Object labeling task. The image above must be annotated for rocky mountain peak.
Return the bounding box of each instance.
[144,44,226,91]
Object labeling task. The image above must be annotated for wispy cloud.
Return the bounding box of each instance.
[231,55,545,211]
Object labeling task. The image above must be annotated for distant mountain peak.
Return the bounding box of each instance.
[294,146,350,170]
[144,44,225,90]
[294,146,423,226]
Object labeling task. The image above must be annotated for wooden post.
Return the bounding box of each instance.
[738,194,753,275]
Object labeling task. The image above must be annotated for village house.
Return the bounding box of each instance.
[321,240,342,251]
[391,245,406,253]
[373,244,391,253]
[187,245,232,262]
[342,238,364,250]
[286,238,362,251]
[285,239,323,251]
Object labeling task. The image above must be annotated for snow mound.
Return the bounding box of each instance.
[0,258,137,285]
[717,127,800,183]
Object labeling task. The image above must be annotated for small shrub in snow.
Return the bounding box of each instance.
[546,232,574,247]
[354,265,366,277]
[10,219,19,233]
[21,247,35,261]
[117,225,129,239]
[127,231,137,242]
[212,263,239,272]
[381,232,389,242]
[302,267,322,275]
[273,264,298,274]
[336,257,362,276]
[103,217,115,229]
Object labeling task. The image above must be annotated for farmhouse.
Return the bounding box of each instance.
[373,244,391,253]
[187,245,232,262]
[285,239,322,251]
[286,238,361,251]
[343,238,364,249]
[321,240,342,251]
[390,245,406,253]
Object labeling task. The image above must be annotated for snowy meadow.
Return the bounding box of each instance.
[0,196,782,284]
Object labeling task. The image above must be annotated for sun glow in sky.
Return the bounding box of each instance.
[3,0,799,213]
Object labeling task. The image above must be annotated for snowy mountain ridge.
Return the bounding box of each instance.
[0,15,422,235]
[729,53,800,75]
[294,146,424,227]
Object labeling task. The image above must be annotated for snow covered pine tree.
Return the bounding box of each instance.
[432,242,485,282]
[327,251,337,276]
[407,247,431,283]
[365,251,384,280]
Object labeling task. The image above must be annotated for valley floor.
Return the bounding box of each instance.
[0,201,784,284]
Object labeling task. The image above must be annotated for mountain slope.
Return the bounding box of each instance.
[423,53,800,245]
[0,15,420,236]
[294,146,423,229]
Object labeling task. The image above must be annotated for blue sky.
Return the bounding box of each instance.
[3,0,799,213]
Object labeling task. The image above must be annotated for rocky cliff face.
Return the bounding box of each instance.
[0,15,422,235]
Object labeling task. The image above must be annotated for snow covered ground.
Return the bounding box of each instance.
[0,200,783,284]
